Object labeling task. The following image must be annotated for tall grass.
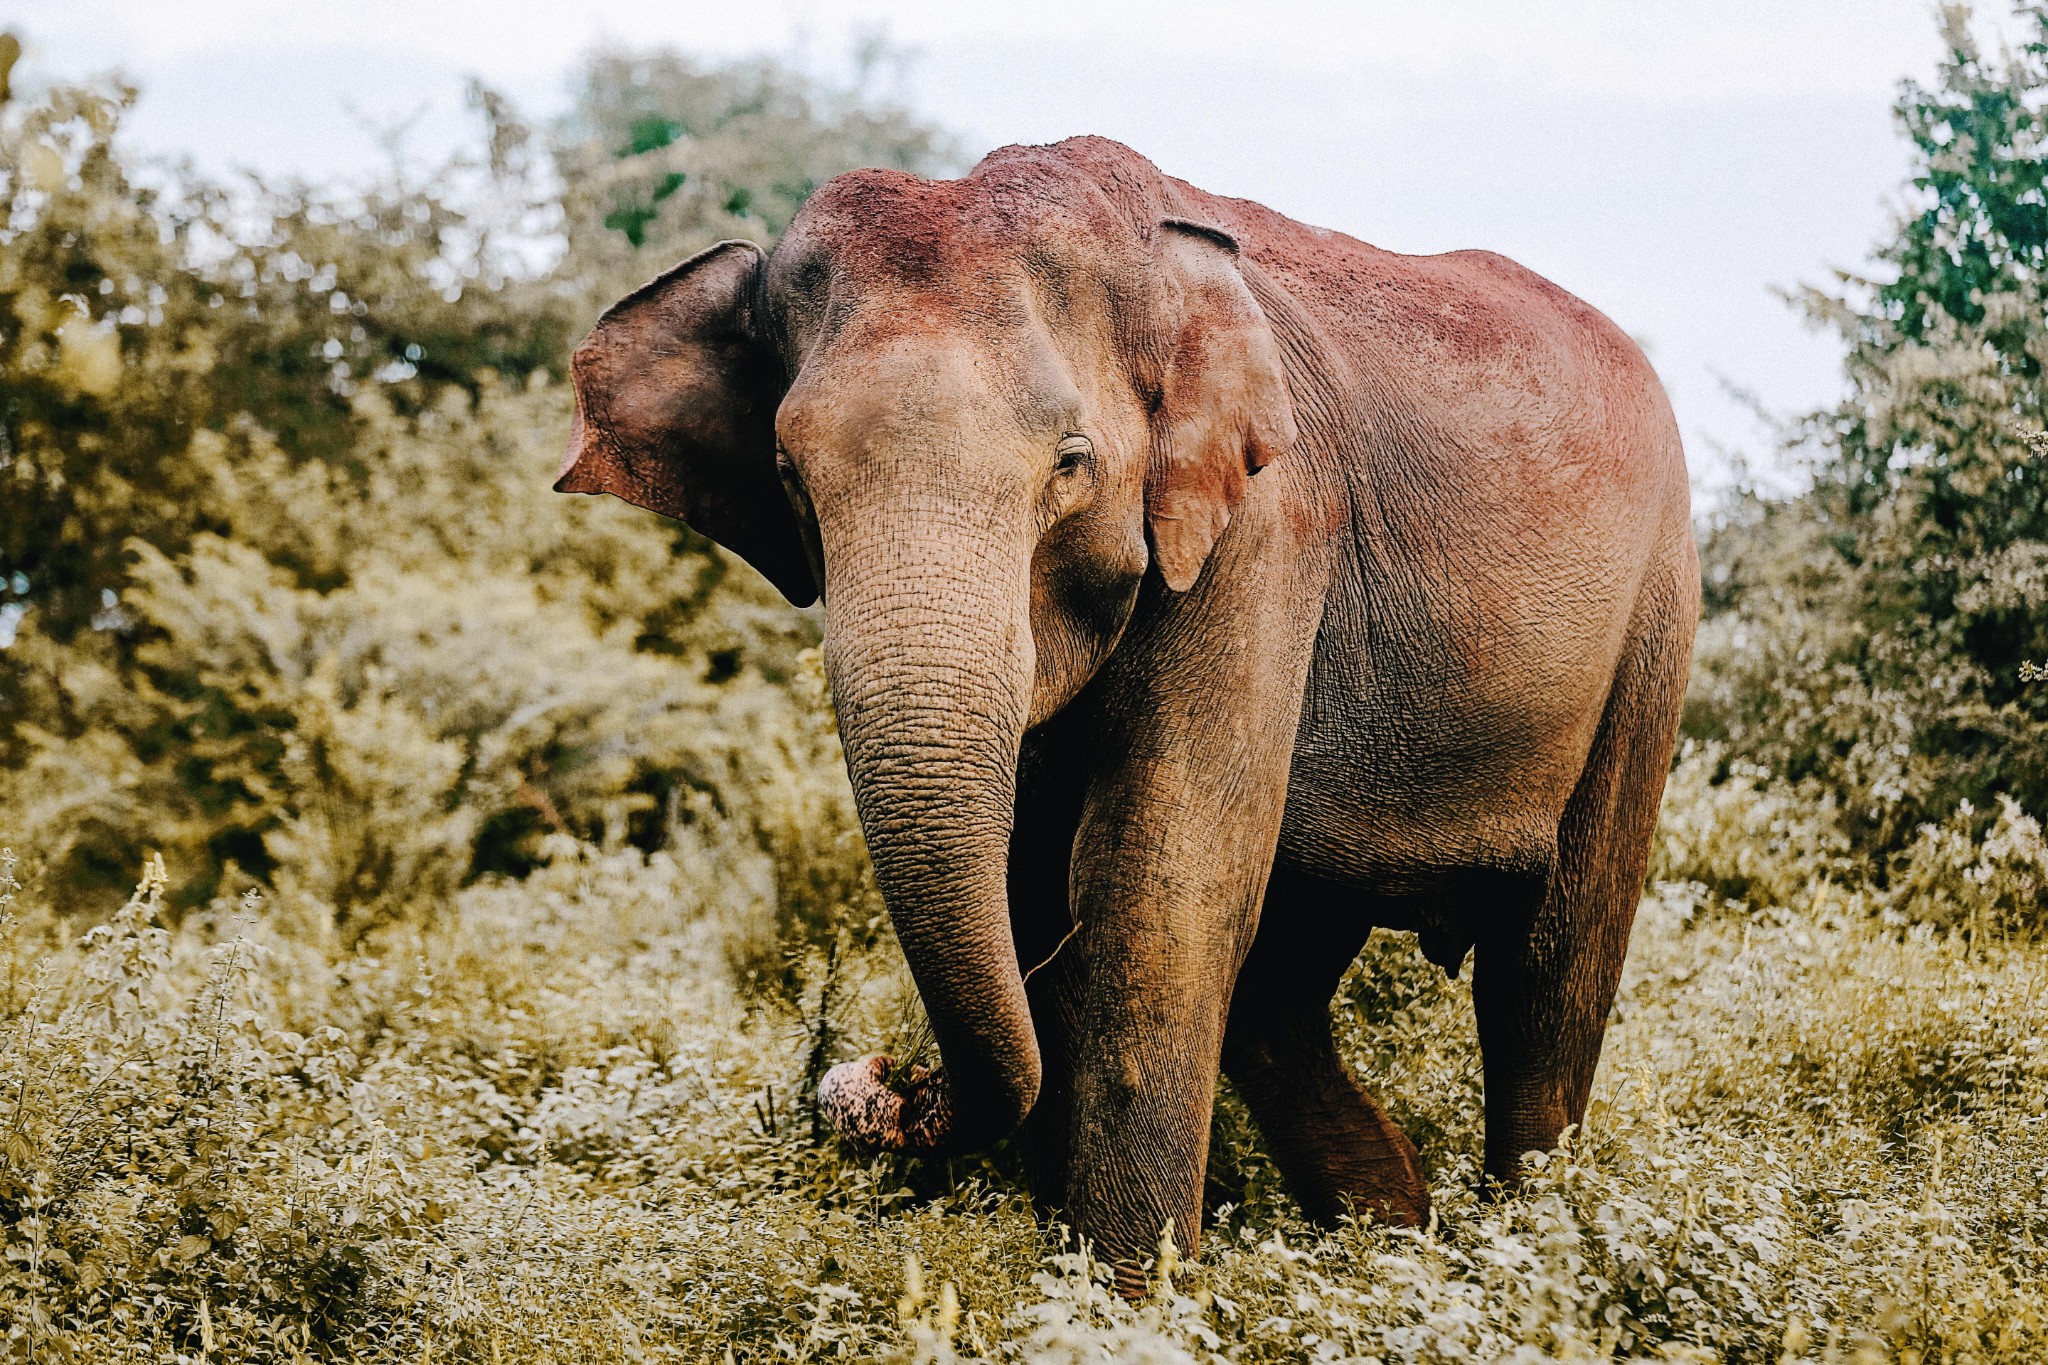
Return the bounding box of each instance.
[4,800,2047,1361]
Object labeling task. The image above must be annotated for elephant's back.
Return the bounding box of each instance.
[1172,178,1682,501]
[1180,188,1694,894]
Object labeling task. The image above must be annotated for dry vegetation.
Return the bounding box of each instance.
[3,7,2047,1362]
[4,788,2048,1362]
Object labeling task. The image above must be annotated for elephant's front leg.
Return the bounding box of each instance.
[1061,729,1302,1291]
[1058,569,1320,1293]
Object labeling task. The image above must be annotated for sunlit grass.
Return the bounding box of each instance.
[6,782,2048,1361]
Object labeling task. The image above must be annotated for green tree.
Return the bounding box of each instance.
[1690,2,2048,869]
[549,45,959,316]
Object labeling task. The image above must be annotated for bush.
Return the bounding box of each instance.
[1684,3,2048,904]
[0,47,950,936]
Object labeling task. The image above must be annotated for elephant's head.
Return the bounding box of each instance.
[556,141,1297,1154]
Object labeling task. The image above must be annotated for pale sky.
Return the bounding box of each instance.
[6,1,1981,494]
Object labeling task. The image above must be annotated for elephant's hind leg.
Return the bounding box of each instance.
[1221,875,1429,1228]
[1222,992,1430,1228]
[1472,566,1695,1187]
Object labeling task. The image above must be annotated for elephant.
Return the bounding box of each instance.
[554,135,1698,1289]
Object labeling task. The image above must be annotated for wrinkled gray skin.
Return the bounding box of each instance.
[556,136,1698,1293]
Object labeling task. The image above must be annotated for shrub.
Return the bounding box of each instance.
[0,49,946,946]
[1686,3,2048,892]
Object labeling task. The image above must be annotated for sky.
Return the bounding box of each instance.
[4,0,1990,494]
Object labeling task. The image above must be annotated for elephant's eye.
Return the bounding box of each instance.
[1054,435,1093,475]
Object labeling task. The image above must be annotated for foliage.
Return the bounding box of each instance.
[552,45,959,303]
[8,846,2048,1361]
[0,78,565,664]
[1687,1,2048,890]
[0,46,951,917]
[5,380,848,928]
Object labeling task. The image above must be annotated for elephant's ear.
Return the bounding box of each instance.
[556,239,818,606]
[1145,219,1299,593]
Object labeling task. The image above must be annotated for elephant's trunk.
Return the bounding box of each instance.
[819,491,1040,1151]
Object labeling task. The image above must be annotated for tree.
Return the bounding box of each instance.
[549,46,959,316]
[1690,2,2048,861]
[1,43,958,914]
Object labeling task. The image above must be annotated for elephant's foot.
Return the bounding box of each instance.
[817,1056,955,1154]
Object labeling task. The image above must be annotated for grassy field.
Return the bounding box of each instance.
[8,767,2048,1362]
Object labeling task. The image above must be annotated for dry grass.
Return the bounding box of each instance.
[6,779,2048,1361]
